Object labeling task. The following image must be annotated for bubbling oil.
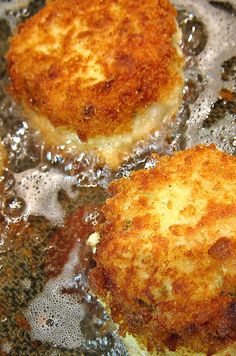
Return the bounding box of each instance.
[0,0,236,355]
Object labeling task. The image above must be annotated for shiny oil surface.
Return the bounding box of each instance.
[0,0,235,354]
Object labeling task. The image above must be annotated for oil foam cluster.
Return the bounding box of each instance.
[14,166,78,224]
[26,244,86,349]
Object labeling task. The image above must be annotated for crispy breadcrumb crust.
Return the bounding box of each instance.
[7,0,183,140]
[90,145,236,355]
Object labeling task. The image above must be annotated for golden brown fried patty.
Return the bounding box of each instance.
[7,0,183,168]
[0,141,6,175]
[90,145,236,355]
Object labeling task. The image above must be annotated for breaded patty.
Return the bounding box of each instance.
[7,0,183,168]
[89,145,236,355]
[0,141,6,175]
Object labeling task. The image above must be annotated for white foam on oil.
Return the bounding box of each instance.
[25,243,86,349]
[14,167,78,224]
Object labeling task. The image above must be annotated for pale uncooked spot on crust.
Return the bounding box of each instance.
[87,232,100,254]
[0,141,6,175]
